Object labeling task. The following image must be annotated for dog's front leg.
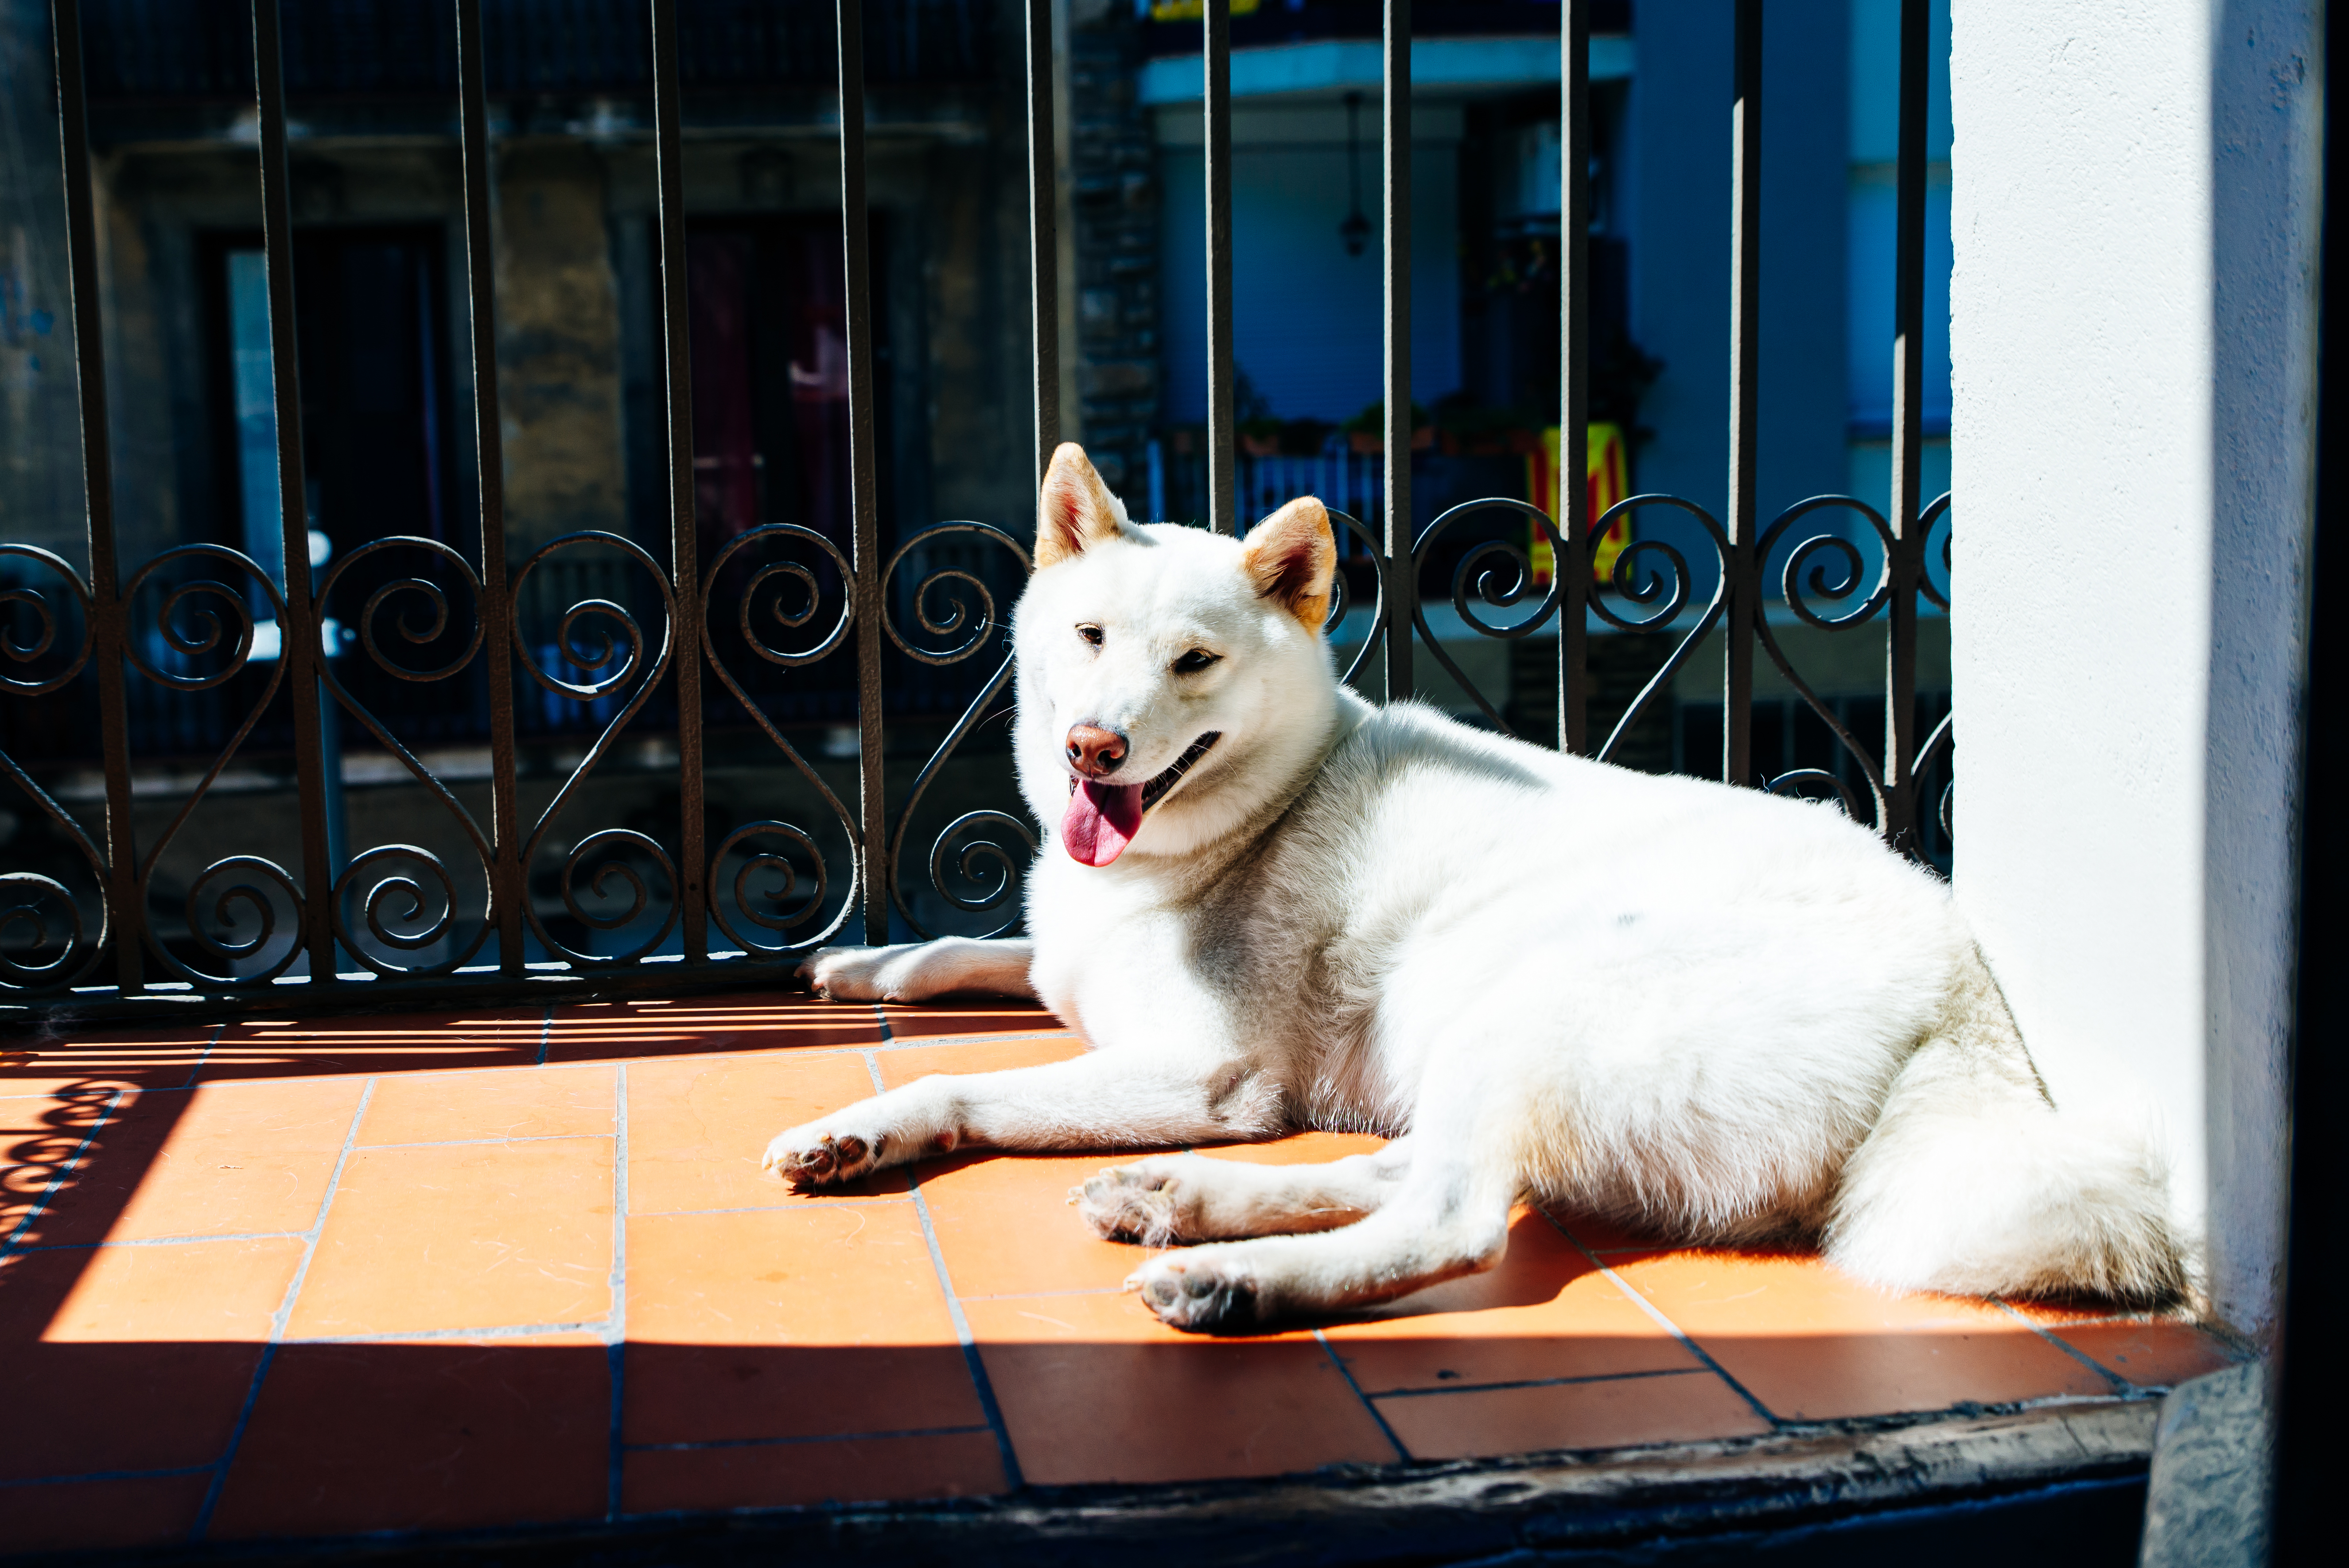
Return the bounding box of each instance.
[762,1049,1281,1188]
[795,936,1035,1002]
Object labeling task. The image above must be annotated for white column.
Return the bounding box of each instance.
[1948,0,2319,1337]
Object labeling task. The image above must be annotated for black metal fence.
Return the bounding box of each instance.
[3,0,1951,1021]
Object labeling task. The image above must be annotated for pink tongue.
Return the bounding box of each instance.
[1061,780,1147,866]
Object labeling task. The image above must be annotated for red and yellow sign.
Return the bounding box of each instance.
[1525,422,1629,588]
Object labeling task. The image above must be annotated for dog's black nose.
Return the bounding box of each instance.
[1066,724,1128,777]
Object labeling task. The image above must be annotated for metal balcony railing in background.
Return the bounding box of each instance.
[3,0,1952,1021]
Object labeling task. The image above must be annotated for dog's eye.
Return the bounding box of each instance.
[1173,649,1221,675]
[1077,624,1104,647]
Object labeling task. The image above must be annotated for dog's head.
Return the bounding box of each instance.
[1011,443,1340,868]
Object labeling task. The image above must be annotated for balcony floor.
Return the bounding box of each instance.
[2,995,2236,1557]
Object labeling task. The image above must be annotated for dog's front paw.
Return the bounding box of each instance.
[793,947,892,1002]
[762,1121,885,1188]
[1075,1158,1190,1245]
[1126,1250,1263,1334]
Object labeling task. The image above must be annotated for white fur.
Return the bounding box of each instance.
[768,447,2184,1331]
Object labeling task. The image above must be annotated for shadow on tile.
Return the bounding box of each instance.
[206,1337,610,1540]
[548,996,881,1061]
[881,1000,1071,1042]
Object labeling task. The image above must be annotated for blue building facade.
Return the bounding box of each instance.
[1144,0,1953,532]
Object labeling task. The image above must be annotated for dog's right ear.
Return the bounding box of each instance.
[1036,443,1130,569]
[1244,495,1338,630]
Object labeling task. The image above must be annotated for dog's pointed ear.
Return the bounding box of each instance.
[1243,496,1338,631]
[1036,443,1131,568]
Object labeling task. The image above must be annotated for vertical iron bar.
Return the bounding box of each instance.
[1025,0,1058,485]
[1203,0,1235,534]
[649,0,708,961]
[252,0,337,982]
[48,0,139,993]
[838,0,888,945]
[1722,0,1762,786]
[1882,0,1929,848]
[1381,0,1412,703]
[1557,0,1590,753]
[454,0,523,973]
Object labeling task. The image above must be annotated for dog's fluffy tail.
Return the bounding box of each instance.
[1823,948,2186,1306]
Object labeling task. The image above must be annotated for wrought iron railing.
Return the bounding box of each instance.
[3,0,1950,1021]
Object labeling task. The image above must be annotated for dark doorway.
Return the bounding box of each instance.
[675,216,892,729]
[681,214,893,556]
[184,227,473,764]
[204,226,456,570]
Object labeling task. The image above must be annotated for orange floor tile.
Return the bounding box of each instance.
[0,994,2242,1553]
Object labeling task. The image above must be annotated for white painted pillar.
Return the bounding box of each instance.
[1948,0,2320,1337]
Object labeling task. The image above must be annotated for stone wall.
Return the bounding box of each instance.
[491,142,632,551]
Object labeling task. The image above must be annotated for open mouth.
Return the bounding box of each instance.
[1064,732,1220,812]
[1139,731,1220,811]
[1060,733,1220,867]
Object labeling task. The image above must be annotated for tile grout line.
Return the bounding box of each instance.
[871,1031,1074,1051]
[1988,1296,2140,1397]
[629,1196,914,1219]
[1313,1330,1410,1462]
[50,1025,1072,1087]
[21,1228,308,1253]
[1365,1365,1716,1402]
[178,1021,229,1087]
[605,1061,629,1522]
[626,1423,996,1455]
[191,1075,378,1541]
[870,1047,1027,1493]
[0,1461,224,1490]
[279,1317,617,1346]
[1539,1210,1782,1429]
[0,1086,128,1261]
[352,1132,615,1151]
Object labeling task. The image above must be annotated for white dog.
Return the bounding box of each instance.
[762,444,2182,1333]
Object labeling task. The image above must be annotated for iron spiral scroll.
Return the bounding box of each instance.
[1402,488,1954,854]
[882,522,1038,940]
[0,545,106,991]
[1408,493,1725,764]
[119,545,309,985]
[512,532,681,967]
[699,523,862,957]
[1319,508,1388,685]
[314,538,495,976]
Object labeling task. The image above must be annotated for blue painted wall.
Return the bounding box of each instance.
[1846,0,1952,438]
[1159,134,1462,425]
[1622,0,1851,533]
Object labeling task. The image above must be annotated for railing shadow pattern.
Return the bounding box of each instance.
[0,1010,2201,1552]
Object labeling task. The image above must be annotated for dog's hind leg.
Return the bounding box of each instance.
[1120,1024,1552,1331]
[1074,1140,1416,1244]
[796,937,1035,1002]
[1123,1146,1515,1332]
[1120,1105,1525,1333]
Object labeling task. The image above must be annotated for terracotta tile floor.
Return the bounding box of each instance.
[0,996,2240,1555]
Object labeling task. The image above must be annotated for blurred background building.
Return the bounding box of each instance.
[0,0,1956,957]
